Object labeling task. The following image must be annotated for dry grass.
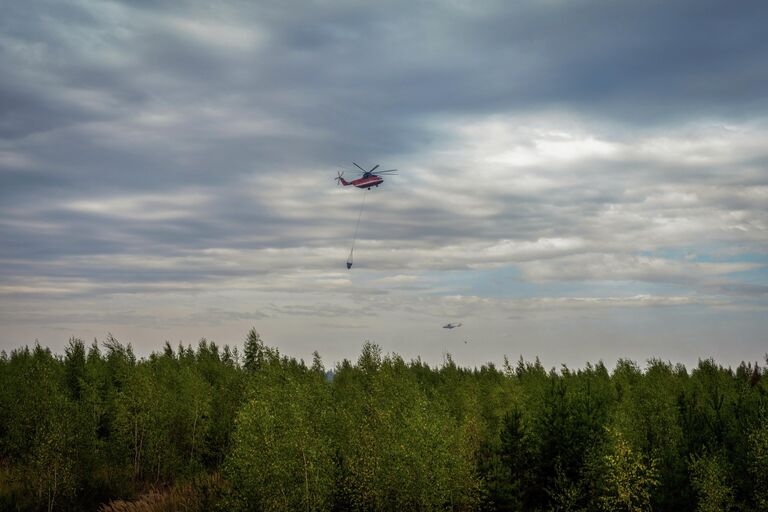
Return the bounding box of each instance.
[99,473,225,512]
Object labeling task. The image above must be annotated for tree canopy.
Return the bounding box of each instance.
[0,333,765,511]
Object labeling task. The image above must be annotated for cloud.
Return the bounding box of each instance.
[2,116,766,293]
[1,0,767,366]
[517,254,759,284]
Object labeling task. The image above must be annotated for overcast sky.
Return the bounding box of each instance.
[2,0,767,369]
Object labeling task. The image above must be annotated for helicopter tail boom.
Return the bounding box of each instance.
[335,171,350,186]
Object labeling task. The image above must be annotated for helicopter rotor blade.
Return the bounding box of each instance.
[353,162,366,173]
[369,164,380,173]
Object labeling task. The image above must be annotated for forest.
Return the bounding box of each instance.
[0,329,766,511]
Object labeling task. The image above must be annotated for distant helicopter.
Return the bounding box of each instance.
[443,322,462,329]
[336,163,398,190]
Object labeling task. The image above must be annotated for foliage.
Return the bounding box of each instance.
[599,428,659,512]
[226,362,333,511]
[0,333,765,511]
[748,417,768,511]
[689,450,733,512]
[331,344,481,511]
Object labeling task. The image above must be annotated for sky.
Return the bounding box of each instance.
[1,0,767,370]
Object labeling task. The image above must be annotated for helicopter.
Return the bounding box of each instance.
[443,322,462,329]
[339,162,398,270]
[336,163,398,190]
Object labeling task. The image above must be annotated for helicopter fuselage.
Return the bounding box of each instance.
[340,174,384,189]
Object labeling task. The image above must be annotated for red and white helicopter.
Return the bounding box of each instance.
[336,163,398,190]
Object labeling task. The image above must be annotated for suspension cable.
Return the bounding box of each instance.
[347,189,367,268]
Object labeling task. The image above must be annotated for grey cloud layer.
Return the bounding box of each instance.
[1,0,767,361]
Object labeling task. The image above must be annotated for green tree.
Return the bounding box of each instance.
[113,365,154,481]
[226,367,334,511]
[27,397,80,512]
[334,344,480,511]
[689,451,733,512]
[612,359,686,510]
[64,337,86,400]
[493,406,531,510]
[599,428,659,512]
[748,418,768,510]
[243,328,266,372]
